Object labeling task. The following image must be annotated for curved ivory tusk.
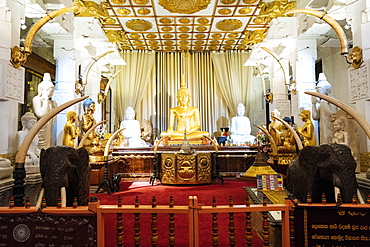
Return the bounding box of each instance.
[78,120,108,149]
[203,135,218,153]
[275,116,304,150]
[153,136,167,154]
[16,96,89,165]
[104,128,125,157]
[61,187,67,207]
[285,9,348,55]
[103,70,121,98]
[257,125,278,157]
[304,91,370,140]
[261,47,288,87]
[24,6,79,54]
[36,188,44,208]
[82,51,114,85]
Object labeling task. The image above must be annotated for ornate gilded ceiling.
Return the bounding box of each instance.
[75,0,296,52]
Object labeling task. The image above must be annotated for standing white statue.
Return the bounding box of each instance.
[311,73,337,144]
[120,107,146,147]
[230,103,255,144]
[32,73,57,149]
[17,112,40,173]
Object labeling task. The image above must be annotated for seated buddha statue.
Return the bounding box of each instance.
[160,78,209,143]
[230,103,255,145]
[62,111,79,148]
[120,107,147,147]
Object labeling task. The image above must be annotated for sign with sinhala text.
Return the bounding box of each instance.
[0,212,96,246]
[294,205,370,247]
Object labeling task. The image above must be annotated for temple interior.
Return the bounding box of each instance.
[2,0,370,245]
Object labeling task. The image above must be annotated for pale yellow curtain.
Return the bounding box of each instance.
[211,51,252,117]
[115,50,155,126]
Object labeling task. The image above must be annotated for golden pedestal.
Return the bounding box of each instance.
[161,153,212,185]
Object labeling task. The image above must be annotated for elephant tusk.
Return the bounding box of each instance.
[104,128,125,157]
[275,116,303,150]
[203,135,218,153]
[78,120,108,149]
[82,51,114,86]
[256,125,278,157]
[16,96,89,166]
[304,91,370,140]
[153,136,167,154]
[61,187,67,207]
[261,47,288,88]
[36,188,44,208]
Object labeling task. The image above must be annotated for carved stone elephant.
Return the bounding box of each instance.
[38,146,91,206]
[286,143,358,203]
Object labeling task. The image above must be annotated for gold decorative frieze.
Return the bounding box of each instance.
[179,40,189,45]
[209,46,218,50]
[218,8,232,15]
[104,30,126,43]
[242,29,267,46]
[210,40,220,45]
[138,8,150,15]
[126,19,152,31]
[117,8,131,15]
[75,0,111,23]
[165,46,175,50]
[196,26,207,32]
[180,46,189,50]
[243,0,258,3]
[148,40,158,45]
[254,0,295,24]
[194,40,205,45]
[133,40,143,45]
[239,7,252,15]
[211,33,222,39]
[228,33,238,38]
[216,19,243,31]
[134,0,148,4]
[161,26,173,31]
[223,45,232,50]
[197,18,209,24]
[158,0,211,14]
[163,34,173,39]
[179,34,190,39]
[150,46,159,50]
[146,34,157,39]
[195,33,206,39]
[159,17,172,24]
[178,26,191,32]
[164,40,174,45]
[111,0,125,4]
[194,46,204,51]
[130,34,141,39]
[178,18,191,24]
[221,0,236,4]
[225,40,235,45]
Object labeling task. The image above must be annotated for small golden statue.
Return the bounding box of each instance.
[62,111,79,147]
[269,109,284,146]
[349,46,363,69]
[297,110,316,146]
[160,75,209,144]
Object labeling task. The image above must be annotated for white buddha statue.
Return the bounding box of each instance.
[230,103,255,145]
[32,73,57,149]
[17,112,40,173]
[120,107,146,147]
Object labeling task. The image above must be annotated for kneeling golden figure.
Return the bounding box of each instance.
[161,79,209,144]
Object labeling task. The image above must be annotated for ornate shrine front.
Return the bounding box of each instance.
[161,153,212,185]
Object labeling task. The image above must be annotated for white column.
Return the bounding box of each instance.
[53,36,79,146]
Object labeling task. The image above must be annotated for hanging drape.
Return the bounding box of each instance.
[114,50,252,139]
[211,50,252,117]
[115,50,156,126]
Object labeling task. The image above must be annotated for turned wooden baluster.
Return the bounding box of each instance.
[245,195,252,247]
[228,195,235,246]
[151,196,158,246]
[322,193,327,204]
[306,193,312,205]
[367,195,370,204]
[212,196,219,247]
[289,210,295,247]
[262,195,270,246]
[116,196,123,247]
[352,194,358,204]
[57,197,62,208]
[25,197,30,209]
[134,196,141,246]
[169,196,175,246]
[9,196,14,208]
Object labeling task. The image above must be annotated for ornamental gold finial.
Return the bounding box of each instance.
[180,74,187,89]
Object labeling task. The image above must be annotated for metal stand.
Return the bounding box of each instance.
[12,164,26,206]
[149,154,161,185]
[96,158,112,194]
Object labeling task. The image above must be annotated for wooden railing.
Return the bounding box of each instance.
[1,195,294,246]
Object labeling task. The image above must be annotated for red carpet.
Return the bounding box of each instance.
[91,178,264,247]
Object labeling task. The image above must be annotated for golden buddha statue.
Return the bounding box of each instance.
[160,77,209,144]
[297,110,316,146]
[62,111,79,148]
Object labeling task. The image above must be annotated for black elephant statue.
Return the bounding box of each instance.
[286,143,358,203]
[38,146,91,207]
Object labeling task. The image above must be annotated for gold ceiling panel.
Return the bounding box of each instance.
[95,0,296,51]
